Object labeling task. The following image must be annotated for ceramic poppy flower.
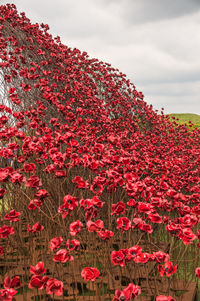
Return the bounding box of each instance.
[4,209,21,222]
[53,249,74,263]
[29,275,44,289]
[25,175,42,188]
[113,283,141,300]
[97,229,114,240]
[4,276,21,289]
[157,261,177,277]
[87,220,104,232]
[81,267,100,281]
[46,278,63,296]
[66,239,80,251]
[69,220,83,236]
[116,217,131,232]
[111,201,126,216]
[0,225,14,238]
[0,288,18,300]
[195,267,200,279]
[151,251,169,263]
[111,250,126,267]
[27,222,44,233]
[30,261,46,275]
[50,237,63,251]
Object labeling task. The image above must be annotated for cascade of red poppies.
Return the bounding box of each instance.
[0,4,199,300]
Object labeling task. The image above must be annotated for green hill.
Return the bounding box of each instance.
[169,113,200,129]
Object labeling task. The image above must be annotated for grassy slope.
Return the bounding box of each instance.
[169,113,200,129]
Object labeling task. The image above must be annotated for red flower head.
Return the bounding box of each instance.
[72,176,89,188]
[97,229,114,240]
[50,237,63,251]
[25,175,42,188]
[151,251,169,263]
[35,189,49,199]
[178,228,197,245]
[69,220,83,236]
[46,278,63,296]
[4,209,21,222]
[111,201,126,216]
[81,267,100,281]
[0,168,11,182]
[87,220,104,232]
[157,261,177,277]
[0,225,14,238]
[117,217,131,232]
[28,199,43,210]
[133,252,151,263]
[66,239,80,251]
[23,163,36,173]
[29,275,44,289]
[30,261,46,275]
[128,245,142,258]
[195,267,200,279]
[111,250,126,267]
[53,249,74,263]
[113,283,141,301]
[4,276,21,289]
[27,222,44,233]
[58,195,78,218]
[0,288,18,301]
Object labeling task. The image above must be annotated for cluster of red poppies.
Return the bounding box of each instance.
[0,3,199,300]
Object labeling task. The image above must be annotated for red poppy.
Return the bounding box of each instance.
[81,267,100,281]
[29,275,44,289]
[116,217,131,232]
[111,201,126,216]
[72,176,89,188]
[25,175,42,188]
[178,228,197,245]
[195,267,200,279]
[4,276,20,289]
[87,220,104,232]
[4,209,21,222]
[50,237,63,251]
[0,288,18,301]
[30,261,46,275]
[23,162,36,173]
[113,283,141,301]
[53,249,74,263]
[69,220,83,236]
[66,239,80,251]
[111,250,126,267]
[27,222,44,233]
[97,229,114,240]
[46,278,63,296]
[157,261,177,277]
[34,189,49,199]
[151,251,169,263]
[0,225,14,238]
[28,199,43,210]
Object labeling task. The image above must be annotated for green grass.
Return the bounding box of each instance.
[169,113,200,129]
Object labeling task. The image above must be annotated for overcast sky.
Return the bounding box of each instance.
[1,0,200,114]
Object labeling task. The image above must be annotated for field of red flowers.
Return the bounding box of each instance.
[0,4,199,301]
